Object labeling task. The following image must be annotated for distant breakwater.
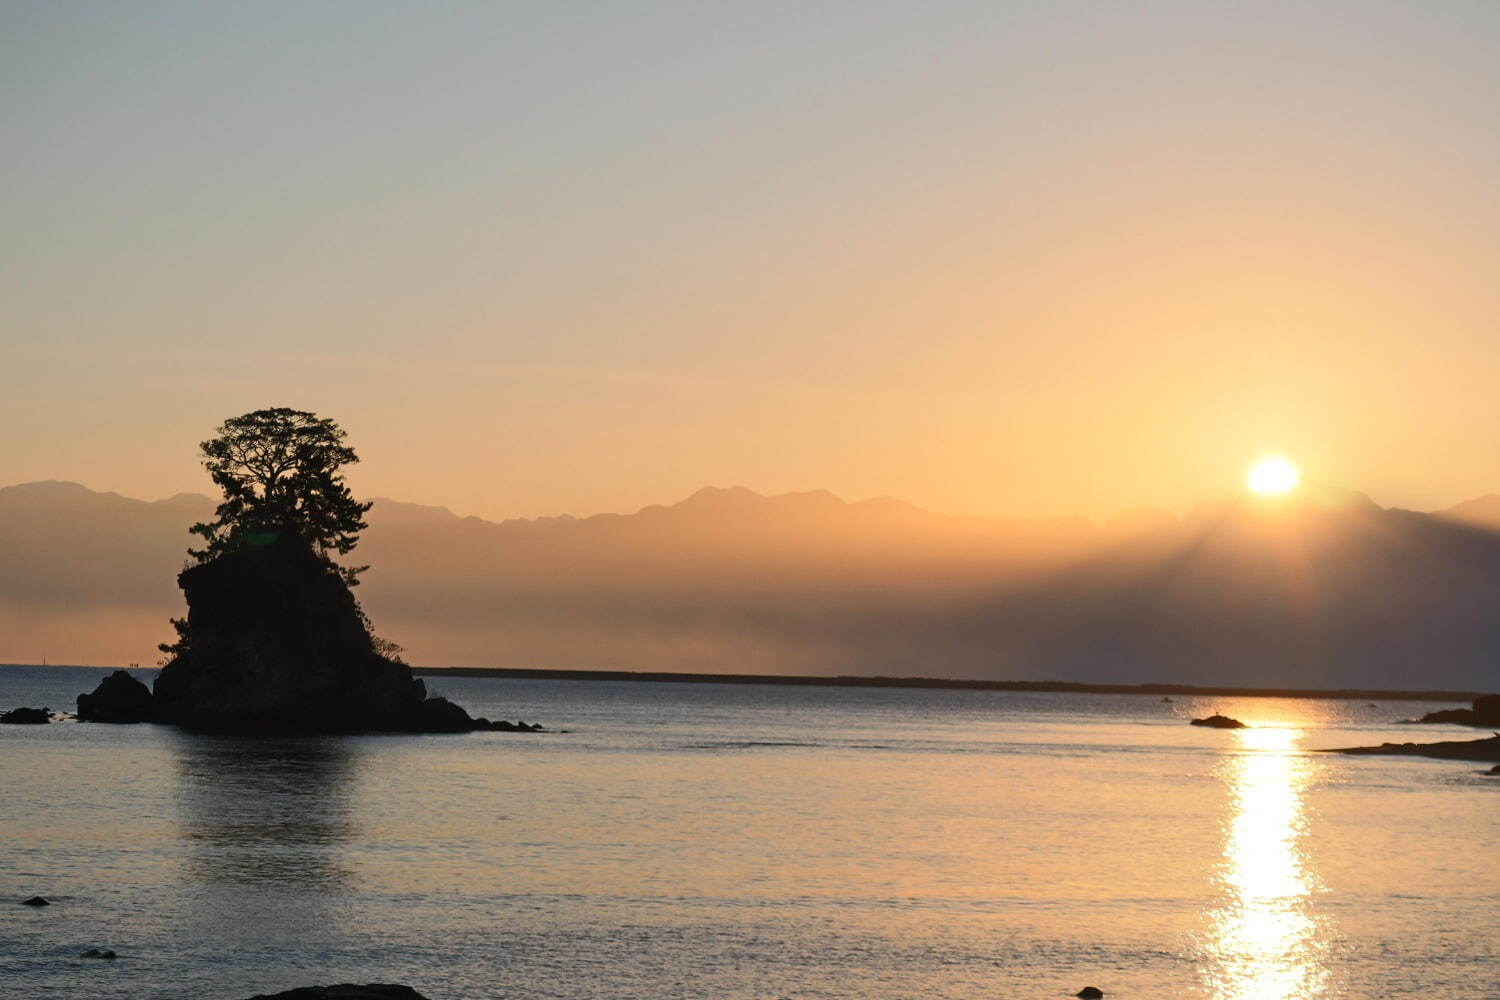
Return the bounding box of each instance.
[412,666,1485,703]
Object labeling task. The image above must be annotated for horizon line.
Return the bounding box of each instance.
[4,661,1485,702]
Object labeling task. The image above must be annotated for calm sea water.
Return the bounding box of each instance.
[1,666,1495,999]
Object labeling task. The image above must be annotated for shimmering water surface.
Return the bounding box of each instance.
[1,666,1495,999]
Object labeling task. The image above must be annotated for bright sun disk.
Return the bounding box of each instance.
[1246,456,1300,496]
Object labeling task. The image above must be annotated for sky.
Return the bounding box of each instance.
[5,1,1499,522]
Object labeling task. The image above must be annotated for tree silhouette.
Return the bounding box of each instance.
[188,408,372,583]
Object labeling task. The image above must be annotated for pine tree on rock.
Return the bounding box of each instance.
[154,408,455,732]
[189,407,372,585]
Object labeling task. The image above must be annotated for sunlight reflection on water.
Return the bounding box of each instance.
[1203,725,1328,1000]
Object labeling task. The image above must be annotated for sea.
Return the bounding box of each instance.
[1,665,1495,999]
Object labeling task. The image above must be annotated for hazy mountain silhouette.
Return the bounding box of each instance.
[3,480,1499,688]
[1437,494,1500,532]
[0,481,215,663]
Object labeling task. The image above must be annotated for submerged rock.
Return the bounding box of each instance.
[79,948,116,959]
[21,896,49,907]
[238,986,430,1000]
[1190,714,1246,729]
[0,706,50,724]
[77,671,156,723]
[1077,988,1105,999]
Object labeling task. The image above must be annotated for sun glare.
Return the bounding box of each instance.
[1246,456,1300,497]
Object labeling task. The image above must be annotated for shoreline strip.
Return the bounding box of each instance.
[410,666,1485,703]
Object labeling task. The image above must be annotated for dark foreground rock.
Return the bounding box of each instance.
[154,539,423,731]
[150,537,537,734]
[1320,734,1500,762]
[1077,988,1105,999]
[77,671,156,723]
[410,695,481,732]
[1407,694,1500,727]
[238,986,429,1000]
[1,706,50,724]
[1190,714,1246,729]
[22,896,49,907]
[79,948,116,959]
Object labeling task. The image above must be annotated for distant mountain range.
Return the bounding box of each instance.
[3,480,1500,689]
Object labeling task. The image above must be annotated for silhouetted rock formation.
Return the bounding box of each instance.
[1321,734,1500,762]
[407,695,478,733]
[21,896,49,907]
[154,538,421,731]
[152,537,526,733]
[77,671,155,723]
[0,707,50,724]
[1408,694,1500,727]
[474,717,543,732]
[79,948,116,959]
[1190,714,1246,729]
[1076,988,1105,999]
[238,986,429,1000]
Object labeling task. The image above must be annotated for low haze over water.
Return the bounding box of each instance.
[2,667,1495,999]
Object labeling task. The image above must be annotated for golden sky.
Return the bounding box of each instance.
[4,3,1498,521]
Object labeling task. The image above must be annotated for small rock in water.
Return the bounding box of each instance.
[77,671,156,724]
[487,718,543,732]
[1077,988,1105,999]
[80,948,117,959]
[1190,714,1246,729]
[1,706,51,724]
[237,986,431,1000]
[1488,764,1500,775]
[22,896,49,907]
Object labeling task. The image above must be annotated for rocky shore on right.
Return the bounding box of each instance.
[1320,733,1500,762]
[1405,694,1500,727]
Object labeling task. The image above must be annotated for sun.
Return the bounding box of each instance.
[1246,455,1300,496]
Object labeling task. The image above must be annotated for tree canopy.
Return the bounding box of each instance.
[189,408,372,580]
